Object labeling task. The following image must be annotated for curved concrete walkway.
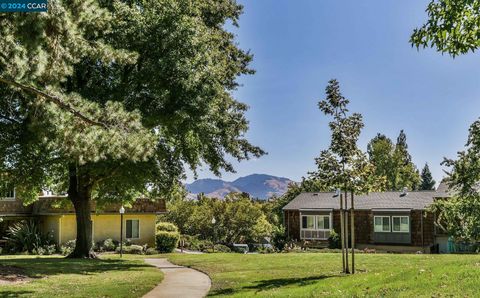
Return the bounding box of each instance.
[143,258,211,298]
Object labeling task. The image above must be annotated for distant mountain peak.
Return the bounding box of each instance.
[185,174,294,200]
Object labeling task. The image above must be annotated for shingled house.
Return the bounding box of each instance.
[283,185,450,253]
[0,190,166,247]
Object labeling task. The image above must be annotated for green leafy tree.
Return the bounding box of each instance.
[309,79,384,193]
[412,0,480,241]
[420,163,436,190]
[430,120,480,241]
[367,131,420,191]
[0,0,264,258]
[411,0,480,57]
[164,194,273,244]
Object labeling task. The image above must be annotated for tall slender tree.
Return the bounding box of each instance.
[0,0,264,258]
[309,79,384,274]
[367,131,420,191]
[420,163,436,190]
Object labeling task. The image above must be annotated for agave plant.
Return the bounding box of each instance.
[4,220,53,253]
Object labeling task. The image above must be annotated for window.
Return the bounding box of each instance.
[317,215,330,230]
[126,219,140,239]
[392,216,409,233]
[301,215,315,229]
[374,216,391,232]
[0,184,15,200]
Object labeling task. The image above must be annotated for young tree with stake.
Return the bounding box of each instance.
[310,79,384,273]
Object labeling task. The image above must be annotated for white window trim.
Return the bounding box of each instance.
[125,219,141,240]
[300,214,331,231]
[374,216,391,232]
[392,216,410,233]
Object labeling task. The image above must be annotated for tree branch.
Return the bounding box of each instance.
[0,77,108,128]
[0,114,20,124]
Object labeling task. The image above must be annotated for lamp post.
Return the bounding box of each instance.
[211,217,216,253]
[119,206,125,258]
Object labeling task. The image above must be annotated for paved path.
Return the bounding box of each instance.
[143,258,211,298]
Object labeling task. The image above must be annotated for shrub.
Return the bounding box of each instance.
[34,244,57,255]
[213,244,231,253]
[272,227,288,251]
[115,244,144,254]
[257,245,275,254]
[156,222,179,233]
[145,247,158,255]
[4,220,54,254]
[328,230,341,249]
[156,231,180,253]
[60,240,76,256]
[102,238,116,251]
[179,234,200,251]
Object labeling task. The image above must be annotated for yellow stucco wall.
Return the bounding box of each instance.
[41,214,156,247]
[39,215,61,244]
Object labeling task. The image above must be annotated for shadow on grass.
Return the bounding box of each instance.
[0,290,35,298]
[0,257,151,279]
[210,275,334,296]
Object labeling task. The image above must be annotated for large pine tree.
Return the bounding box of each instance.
[0,0,264,258]
[420,163,436,190]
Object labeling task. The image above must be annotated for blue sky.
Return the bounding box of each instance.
[186,0,480,185]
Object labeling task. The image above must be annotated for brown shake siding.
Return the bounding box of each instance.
[284,209,435,247]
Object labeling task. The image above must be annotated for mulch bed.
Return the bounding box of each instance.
[0,265,31,285]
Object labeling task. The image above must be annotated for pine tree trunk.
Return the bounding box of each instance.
[67,164,96,259]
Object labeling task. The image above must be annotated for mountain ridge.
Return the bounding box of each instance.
[186,174,294,200]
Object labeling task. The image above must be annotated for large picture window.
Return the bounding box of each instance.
[392,216,409,232]
[301,215,330,230]
[374,216,391,232]
[126,219,140,239]
[301,215,315,229]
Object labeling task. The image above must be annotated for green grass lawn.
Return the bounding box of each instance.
[0,255,163,298]
[167,252,480,297]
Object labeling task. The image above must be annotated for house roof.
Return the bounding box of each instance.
[0,196,166,216]
[282,190,440,211]
[435,181,451,198]
[33,196,166,215]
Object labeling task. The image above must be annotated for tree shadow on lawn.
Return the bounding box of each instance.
[0,290,35,298]
[0,257,151,279]
[211,274,334,296]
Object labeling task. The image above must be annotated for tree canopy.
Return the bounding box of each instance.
[367,131,421,191]
[308,79,384,194]
[420,163,436,190]
[0,0,264,257]
[431,120,480,241]
[411,0,480,57]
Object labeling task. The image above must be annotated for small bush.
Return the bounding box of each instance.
[34,244,57,255]
[145,247,158,255]
[328,230,341,249]
[116,244,144,254]
[156,231,180,253]
[156,222,179,233]
[60,240,76,256]
[213,244,231,253]
[257,245,275,254]
[179,234,201,251]
[102,238,116,251]
[272,227,288,251]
